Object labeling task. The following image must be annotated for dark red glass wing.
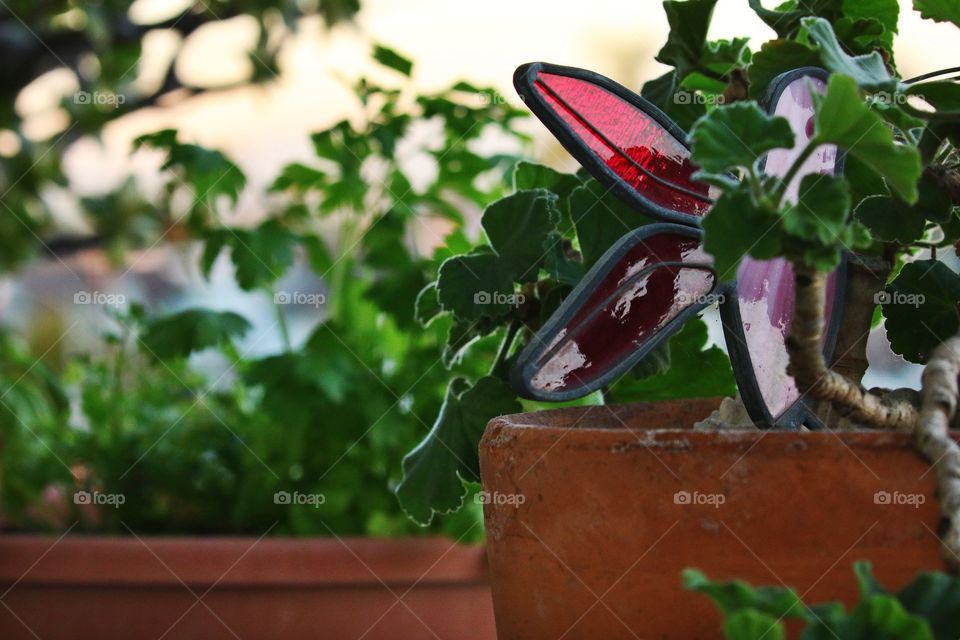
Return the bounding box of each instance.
[514,62,715,225]
[512,226,716,401]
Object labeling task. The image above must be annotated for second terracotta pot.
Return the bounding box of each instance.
[0,535,494,640]
[479,398,948,640]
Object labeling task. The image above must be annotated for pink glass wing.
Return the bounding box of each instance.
[515,231,716,400]
[515,63,716,219]
[734,73,841,421]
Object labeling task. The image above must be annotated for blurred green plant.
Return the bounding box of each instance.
[0,0,362,268]
[0,42,527,539]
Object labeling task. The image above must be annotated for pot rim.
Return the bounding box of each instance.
[0,534,488,589]
[486,398,959,444]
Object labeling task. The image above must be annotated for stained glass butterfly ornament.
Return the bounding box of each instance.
[509,62,847,430]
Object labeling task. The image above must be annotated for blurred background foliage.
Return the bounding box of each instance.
[0,0,531,539]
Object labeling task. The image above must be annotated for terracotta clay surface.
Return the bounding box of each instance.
[0,535,495,640]
[479,398,949,640]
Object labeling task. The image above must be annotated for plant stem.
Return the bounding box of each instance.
[110,325,130,437]
[785,264,918,430]
[830,254,891,384]
[329,216,360,322]
[776,140,820,205]
[913,333,960,573]
[490,320,521,379]
[272,285,292,352]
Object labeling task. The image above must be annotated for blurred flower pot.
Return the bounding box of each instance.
[479,398,947,640]
[0,535,495,640]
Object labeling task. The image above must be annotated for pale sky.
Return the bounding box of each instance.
[68,0,960,196]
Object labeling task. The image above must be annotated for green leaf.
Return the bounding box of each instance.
[396,376,520,524]
[641,70,706,131]
[512,162,582,199]
[627,340,673,381]
[482,189,560,282]
[372,44,413,76]
[202,219,298,291]
[802,18,895,91]
[245,324,359,405]
[813,74,922,203]
[607,317,737,402]
[690,102,795,173]
[897,571,960,640]
[854,562,888,599]
[882,260,960,363]
[724,610,786,640]
[781,174,870,270]
[135,129,247,208]
[701,38,752,76]
[747,0,830,37]
[683,568,809,620]
[442,317,499,368]
[841,0,900,51]
[702,186,781,280]
[296,324,361,402]
[844,0,900,37]
[855,174,950,243]
[747,40,821,99]
[845,153,890,206]
[436,251,515,321]
[802,594,933,640]
[142,309,251,360]
[570,180,654,268]
[833,17,889,55]
[414,282,442,327]
[269,163,326,192]
[655,0,720,76]
[855,195,926,244]
[914,0,960,27]
[782,175,851,245]
[542,231,585,286]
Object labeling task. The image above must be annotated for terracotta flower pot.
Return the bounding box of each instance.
[0,535,495,640]
[479,398,949,640]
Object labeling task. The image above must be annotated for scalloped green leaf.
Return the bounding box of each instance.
[396,376,520,525]
[691,102,795,173]
[882,260,960,363]
[813,74,921,203]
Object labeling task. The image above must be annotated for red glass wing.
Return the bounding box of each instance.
[515,63,715,222]
[513,230,716,400]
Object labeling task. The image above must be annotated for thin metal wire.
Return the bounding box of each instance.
[904,66,960,85]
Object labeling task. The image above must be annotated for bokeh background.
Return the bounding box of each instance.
[2,0,958,540]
